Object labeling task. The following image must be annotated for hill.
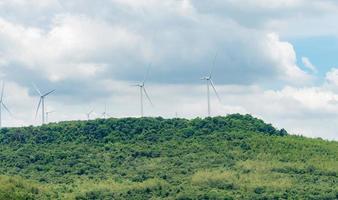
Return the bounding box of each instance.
[0,114,337,200]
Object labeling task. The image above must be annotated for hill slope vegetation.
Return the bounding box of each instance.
[0,114,337,200]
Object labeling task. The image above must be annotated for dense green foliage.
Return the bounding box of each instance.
[0,114,337,199]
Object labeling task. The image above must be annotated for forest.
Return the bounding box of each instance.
[0,114,337,199]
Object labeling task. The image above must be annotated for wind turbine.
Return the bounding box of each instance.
[201,54,222,117]
[0,82,12,128]
[34,84,55,125]
[46,110,55,123]
[132,65,154,117]
[102,103,108,119]
[86,109,94,120]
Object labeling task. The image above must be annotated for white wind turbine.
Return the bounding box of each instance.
[201,54,222,117]
[34,84,55,125]
[0,82,12,128]
[46,110,55,123]
[102,103,109,119]
[86,109,94,120]
[132,66,154,117]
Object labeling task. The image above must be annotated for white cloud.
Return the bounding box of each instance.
[0,15,146,82]
[263,33,311,83]
[325,68,338,87]
[231,0,303,9]
[264,86,338,115]
[301,57,317,73]
[0,13,310,86]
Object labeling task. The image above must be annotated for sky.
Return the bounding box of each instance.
[0,0,338,140]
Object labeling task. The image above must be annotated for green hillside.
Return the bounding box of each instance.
[0,114,337,200]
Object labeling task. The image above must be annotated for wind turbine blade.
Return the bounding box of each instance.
[209,52,218,77]
[2,102,12,116]
[210,79,222,103]
[43,89,55,97]
[143,87,154,107]
[142,63,151,85]
[32,83,42,96]
[35,98,42,119]
[0,82,4,102]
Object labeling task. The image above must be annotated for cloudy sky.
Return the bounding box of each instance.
[1,0,338,140]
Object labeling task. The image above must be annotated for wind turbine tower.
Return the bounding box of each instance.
[34,84,55,125]
[102,103,108,119]
[132,66,154,117]
[0,82,12,128]
[86,109,94,120]
[201,54,222,117]
[46,110,54,123]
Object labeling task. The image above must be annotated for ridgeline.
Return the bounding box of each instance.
[0,114,337,200]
